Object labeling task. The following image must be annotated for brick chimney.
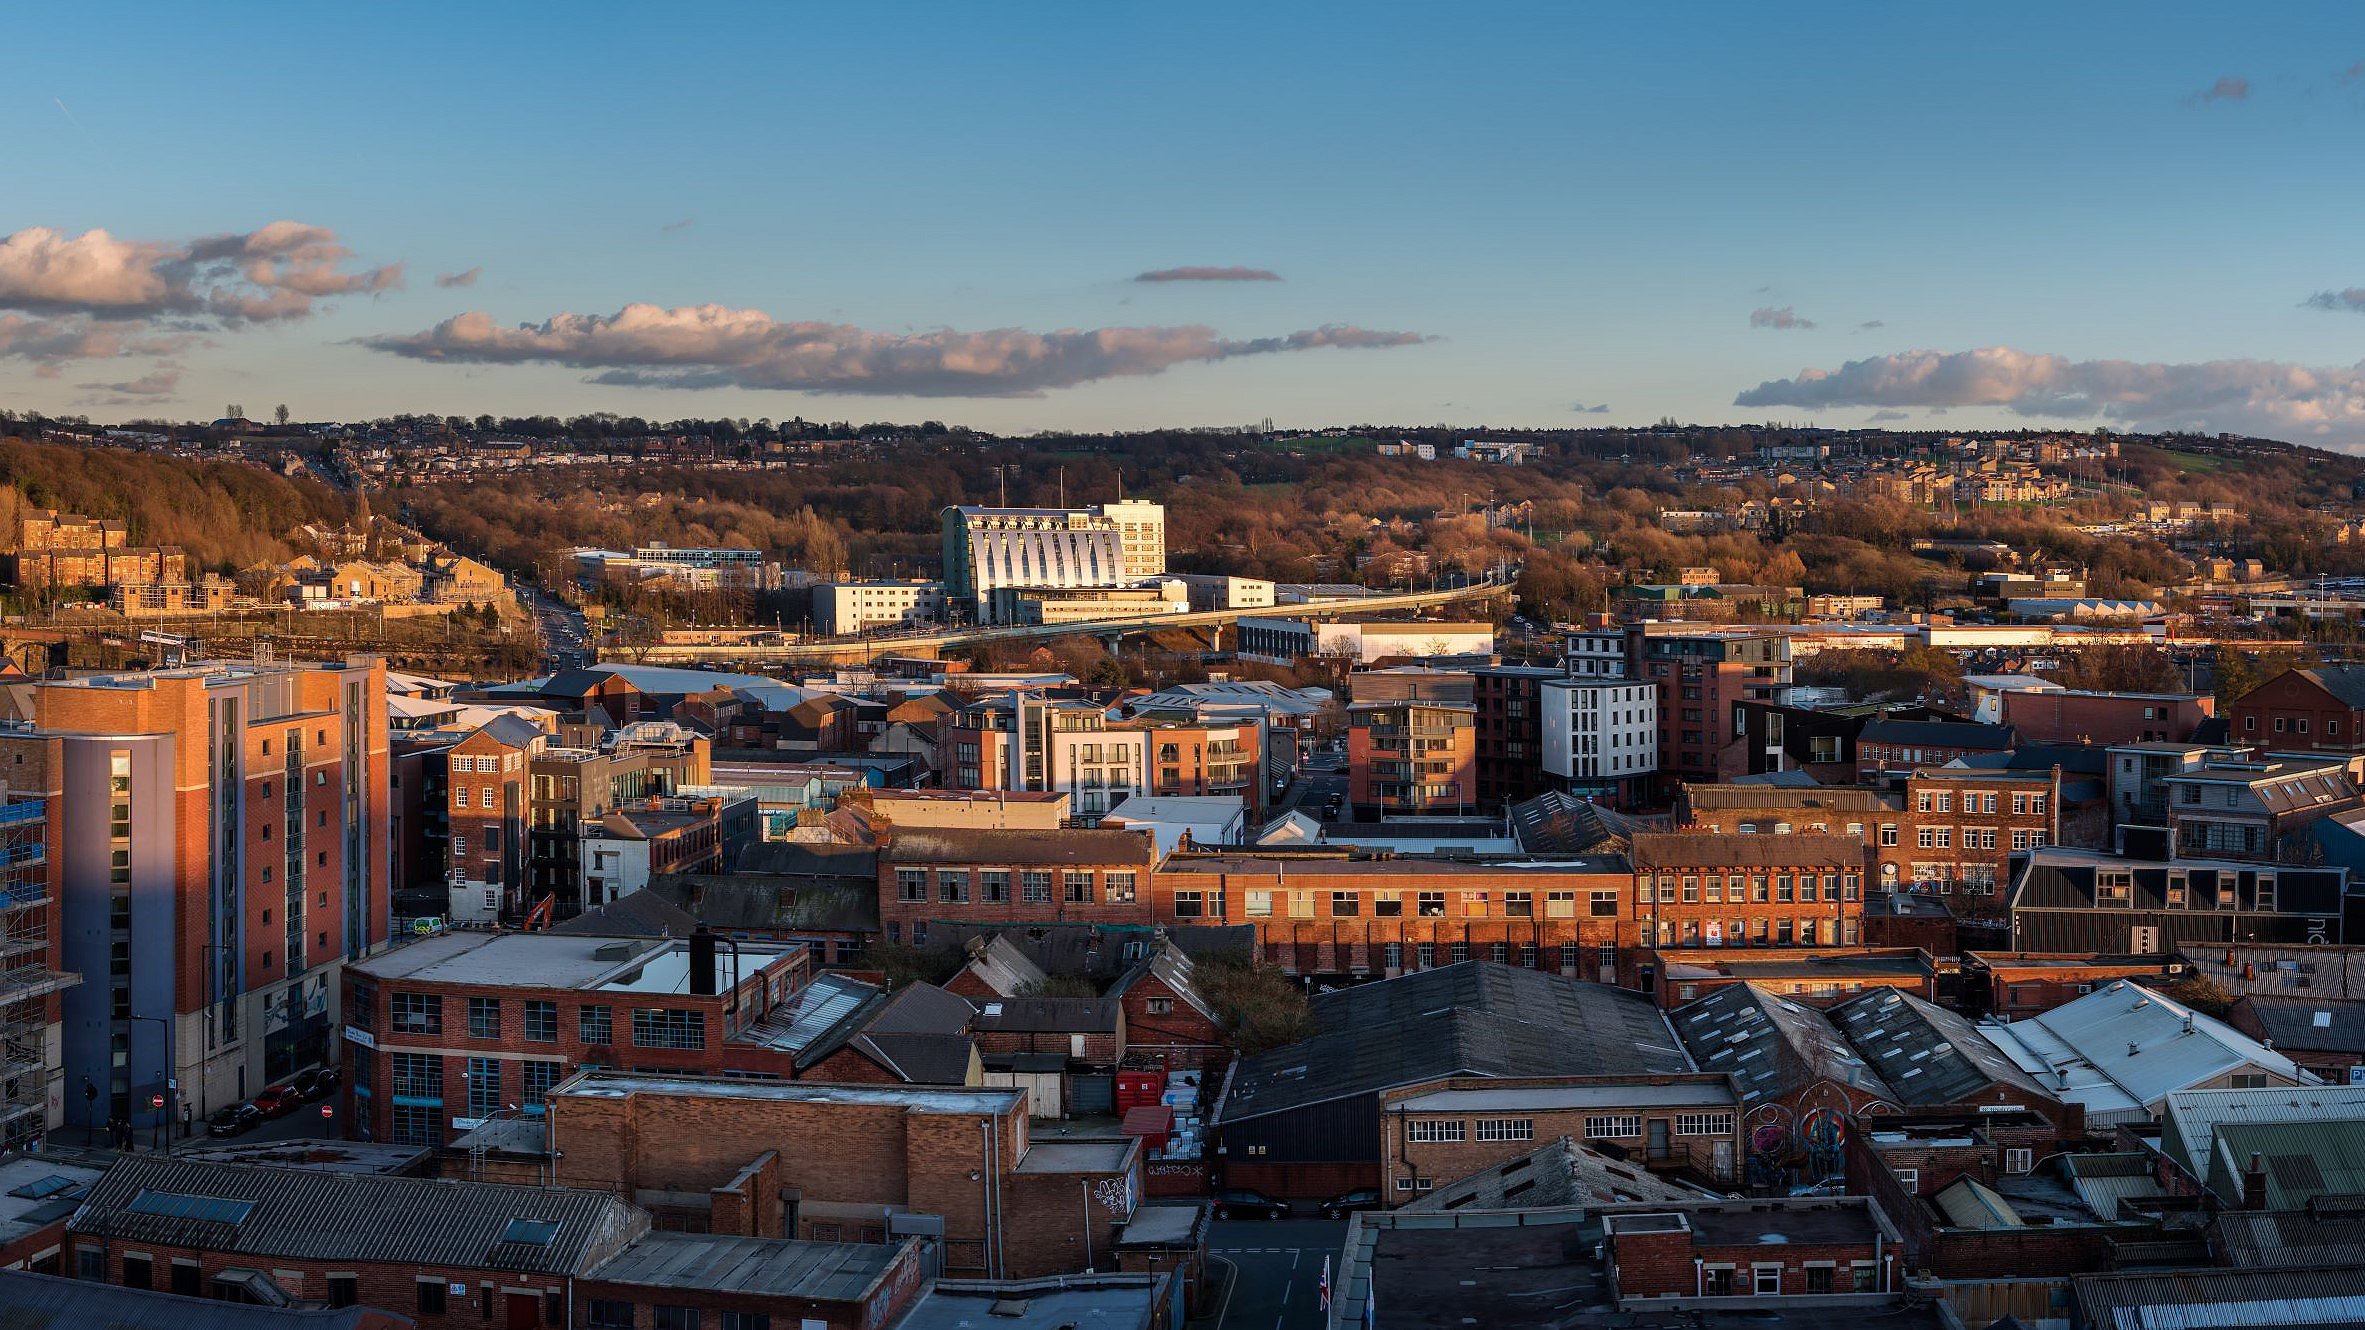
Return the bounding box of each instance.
[2244,1152,2270,1211]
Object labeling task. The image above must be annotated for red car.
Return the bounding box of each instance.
[251,1083,305,1118]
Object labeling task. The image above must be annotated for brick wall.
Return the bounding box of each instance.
[70,1237,576,1328]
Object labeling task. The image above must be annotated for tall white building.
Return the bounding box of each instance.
[812,580,947,635]
[1541,677,1659,803]
[940,500,1166,620]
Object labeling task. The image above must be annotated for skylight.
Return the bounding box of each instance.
[126,1189,255,1225]
[499,1218,562,1245]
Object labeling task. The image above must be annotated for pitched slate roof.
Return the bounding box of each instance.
[70,1156,647,1275]
[548,888,699,938]
[1671,983,1893,1107]
[2289,665,2365,711]
[1829,988,2053,1105]
[1220,963,1690,1124]
[2232,995,2365,1054]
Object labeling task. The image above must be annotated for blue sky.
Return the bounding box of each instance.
[8,2,2365,441]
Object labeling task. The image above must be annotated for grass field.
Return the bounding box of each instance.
[2162,450,2224,472]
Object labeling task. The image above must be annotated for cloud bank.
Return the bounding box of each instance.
[1573,401,1611,414]
[1734,346,2365,442]
[1134,267,1282,283]
[365,303,1429,397]
[1750,306,1815,330]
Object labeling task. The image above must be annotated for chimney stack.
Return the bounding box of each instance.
[690,926,719,997]
[2245,1152,2270,1211]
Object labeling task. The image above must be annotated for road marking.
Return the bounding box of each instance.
[1208,1254,1240,1329]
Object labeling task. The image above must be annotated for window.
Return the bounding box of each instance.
[580,1004,613,1045]
[1418,891,1446,917]
[1105,871,1137,903]
[468,997,501,1039]
[1172,890,1205,918]
[980,870,1010,902]
[1585,1115,1641,1139]
[1893,1168,1918,1189]
[2231,1073,2271,1089]
[523,1060,563,1109]
[1806,1267,1833,1294]
[1676,1112,1736,1136]
[1022,871,1053,903]
[632,1008,707,1050]
[417,1281,448,1315]
[1476,1118,1533,1142]
[656,1308,702,1330]
[1330,892,1360,917]
[1406,1118,1465,1142]
[1590,890,1618,917]
[1506,891,1534,917]
[895,868,927,902]
[392,991,441,1035]
[2005,1148,2034,1174]
[122,1254,153,1289]
[1879,824,1899,847]
[589,1301,636,1329]
[938,870,970,903]
[524,1000,557,1043]
[1376,892,1404,917]
[468,1057,502,1117]
[1244,890,1272,917]
[720,1314,770,1330]
[1063,870,1094,903]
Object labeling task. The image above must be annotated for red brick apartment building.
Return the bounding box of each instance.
[1997,687,2214,745]
[1153,851,1631,981]
[343,929,810,1147]
[2226,664,2365,754]
[878,825,1162,947]
[549,1070,1141,1279]
[1348,699,1477,816]
[8,657,389,1133]
[1629,629,1792,790]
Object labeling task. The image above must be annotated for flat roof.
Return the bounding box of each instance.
[590,1230,903,1301]
[1014,1141,1137,1174]
[553,1070,1021,1116]
[350,931,802,993]
[0,1156,103,1246]
[893,1276,1162,1330]
[1392,1081,1733,1114]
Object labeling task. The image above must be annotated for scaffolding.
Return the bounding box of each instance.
[0,800,77,1152]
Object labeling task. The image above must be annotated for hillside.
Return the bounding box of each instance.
[0,438,355,573]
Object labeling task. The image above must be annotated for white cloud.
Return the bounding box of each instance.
[0,222,398,323]
[365,303,1430,397]
[1735,346,2365,443]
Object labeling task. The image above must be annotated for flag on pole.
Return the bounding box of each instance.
[1319,1253,1332,1311]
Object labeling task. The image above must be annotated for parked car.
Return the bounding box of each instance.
[1212,1188,1290,1221]
[293,1066,340,1099]
[251,1083,306,1118]
[1318,1188,1382,1220]
[206,1103,260,1138]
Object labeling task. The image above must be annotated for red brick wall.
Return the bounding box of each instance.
[69,1237,572,1327]
[1119,972,1230,1074]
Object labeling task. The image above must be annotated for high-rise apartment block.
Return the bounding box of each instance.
[0,658,390,1134]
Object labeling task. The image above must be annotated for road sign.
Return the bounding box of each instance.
[320,1104,335,1118]
[149,1094,163,1110]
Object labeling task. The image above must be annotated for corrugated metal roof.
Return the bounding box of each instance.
[71,1156,646,1274]
[1933,1176,2024,1229]
[1671,983,1891,1105]
[2074,1264,2365,1330]
[1983,980,2302,1114]
[589,1229,901,1300]
[1830,987,2053,1106]
[2063,1152,2166,1221]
